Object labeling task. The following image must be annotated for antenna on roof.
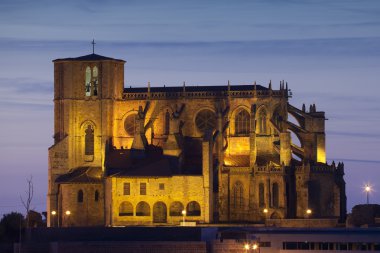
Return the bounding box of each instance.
[91,39,96,54]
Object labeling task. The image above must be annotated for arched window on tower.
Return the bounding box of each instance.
[259,183,265,207]
[85,67,91,96]
[258,109,267,134]
[77,190,83,203]
[272,183,279,208]
[85,125,94,155]
[235,109,250,135]
[84,66,99,96]
[164,111,170,135]
[233,181,244,208]
[92,66,98,96]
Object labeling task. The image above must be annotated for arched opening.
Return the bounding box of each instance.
[235,109,250,135]
[92,66,98,96]
[169,201,184,216]
[232,181,244,208]
[259,183,265,207]
[85,125,94,155]
[94,190,99,202]
[85,66,91,96]
[77,190,83,203]
[272,183,279,208]
[153,202,167,223]
[186,201,201,216]
[136,201,150,216]
[119,201,133,216]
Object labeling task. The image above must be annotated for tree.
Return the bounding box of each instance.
[20,176,33,228]
[0,212,24,242]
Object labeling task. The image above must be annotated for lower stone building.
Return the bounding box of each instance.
[47,52,346,227]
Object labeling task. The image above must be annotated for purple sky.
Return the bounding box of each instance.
[0,0,379,217]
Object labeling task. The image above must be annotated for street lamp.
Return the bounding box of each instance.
[51,210,57,227]
[306,209,312,228]
[64,210,71,227]
[252,243,259,251]
[365,184,371,204]
[244,243,250,252]
[181,210,186,225]
[263,208,268,226]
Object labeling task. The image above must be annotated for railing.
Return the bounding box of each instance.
[123,89,286,100]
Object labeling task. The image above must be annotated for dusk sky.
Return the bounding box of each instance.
[0,0,379,216]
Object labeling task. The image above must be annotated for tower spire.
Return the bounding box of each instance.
[91,39,96,54]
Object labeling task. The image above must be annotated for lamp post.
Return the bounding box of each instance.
[64,210,71,227]
[181,210,186,226]
[365,185,371,204]
[263,208,268,226]
[51,210,57,227]
[306,209,312,228]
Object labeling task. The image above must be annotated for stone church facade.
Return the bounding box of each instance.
[47,53,346,227]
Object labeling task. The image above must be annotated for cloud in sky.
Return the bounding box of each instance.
[0,0,380,215]
[1,0,380,42]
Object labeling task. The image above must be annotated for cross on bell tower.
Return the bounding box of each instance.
[91,39,96,54]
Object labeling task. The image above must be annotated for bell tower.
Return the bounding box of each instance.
[47,51,125,226]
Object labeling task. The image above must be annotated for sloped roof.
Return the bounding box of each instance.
[55,167,102,184]
[105,143,203,178]
[53,53,125,62]
[124,84,268,93]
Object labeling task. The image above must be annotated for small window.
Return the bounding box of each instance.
[140,183,147,195]
[94,190,99,202]
[77,190,83,203]
[85,125,94,155]
[123,183,130,195]
[159,183,165,190]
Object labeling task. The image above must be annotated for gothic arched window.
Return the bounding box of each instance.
[85,125,94,155]
[77,190,84,203]
[164,111,170,135]
[272,183,279,208]
[235,109,250,135]
[258,109,267,134]
[233,181,244,208]
[195,109,216,134]
[124,114,137,136]
[259,183,265,207]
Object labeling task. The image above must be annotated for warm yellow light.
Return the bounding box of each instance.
[51,210,57,215]
[244,244,250,250]
[306,209,312,215]
[263,208,268,214]
[65,210,71,215]
[182,210,186,215]
[252,243,258,250]
[365,185,371,192]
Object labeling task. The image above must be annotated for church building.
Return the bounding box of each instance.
[47,52,346,227]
